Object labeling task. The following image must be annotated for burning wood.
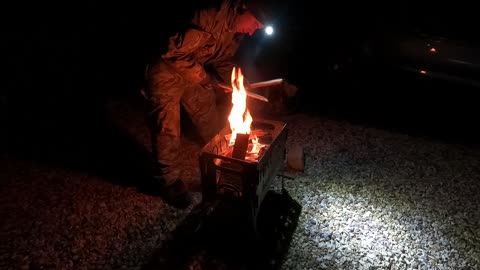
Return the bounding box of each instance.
[223,66,269,161]
[249,78,284,89]
[218,83,269,102]
[232,133,249,160]
[199,118,288,231]
[228,66,252,144]
[223,129,268,162]
[217,78,285,103]
[219,78,284,92]
[199,67,290,233]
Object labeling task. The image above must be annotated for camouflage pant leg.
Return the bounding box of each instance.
[181,84,219,144]
[145,62,186,185]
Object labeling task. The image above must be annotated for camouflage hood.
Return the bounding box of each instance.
[191,0,242,39]
[160,0,245,85]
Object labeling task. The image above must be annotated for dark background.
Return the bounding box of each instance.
[4,0,480,159]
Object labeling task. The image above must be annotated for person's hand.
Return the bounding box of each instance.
[199,74,218,91]
[283,80,298,98]
[201,75,233,95]
[282,81,300,114]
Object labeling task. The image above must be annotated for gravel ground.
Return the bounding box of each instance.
[277,114,480,270]
[3,99,480,269]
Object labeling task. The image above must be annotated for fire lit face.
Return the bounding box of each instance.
[235,10,264,36]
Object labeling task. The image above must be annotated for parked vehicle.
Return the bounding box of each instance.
[276,2,480,143]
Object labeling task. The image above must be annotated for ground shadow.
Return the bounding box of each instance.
[7,91,157,189]
[142,189,302,270]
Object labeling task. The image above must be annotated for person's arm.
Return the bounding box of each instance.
[162,28,211,85]
[163,0,240,87]
[212,59,236,84]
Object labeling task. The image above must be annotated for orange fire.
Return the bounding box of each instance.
[228,67,253,144]
[227,67,264,160]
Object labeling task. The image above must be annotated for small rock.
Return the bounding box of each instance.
[287,144,305,171]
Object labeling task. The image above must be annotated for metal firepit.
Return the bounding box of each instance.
[199,119,288,232]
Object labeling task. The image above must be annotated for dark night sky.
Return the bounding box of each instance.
[4,0,480,149]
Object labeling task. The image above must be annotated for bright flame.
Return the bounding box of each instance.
[228,67,252,144]
[226,67,266,161]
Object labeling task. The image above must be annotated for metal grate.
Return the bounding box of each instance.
[199,119,288,231]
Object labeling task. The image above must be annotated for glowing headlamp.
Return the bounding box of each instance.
[264,25,274,36]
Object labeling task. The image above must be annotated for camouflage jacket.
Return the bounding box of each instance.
[161,0,244,85]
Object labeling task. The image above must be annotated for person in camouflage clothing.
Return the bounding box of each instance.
[143,0,271,208]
